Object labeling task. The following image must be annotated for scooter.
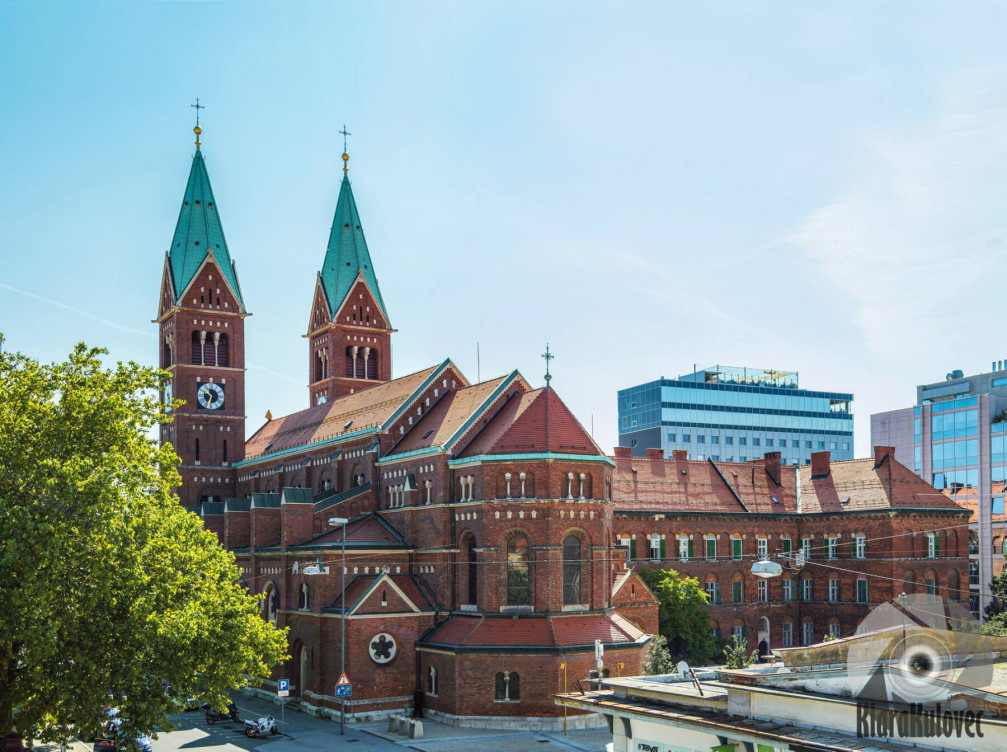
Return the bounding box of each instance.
[201,702,240,725]
[243,715,278,738]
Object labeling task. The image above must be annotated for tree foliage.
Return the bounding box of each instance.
[637,568,720,664]
[722,635,756,669]
[984,568,1007,619]
[641,634,675,675]
[0,338,287,744]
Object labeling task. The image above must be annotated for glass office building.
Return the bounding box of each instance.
[871,363,1007,615]
[618,365,854,465]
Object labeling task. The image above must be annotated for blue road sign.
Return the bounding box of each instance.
[335,684,352,698]
[277,679,289,697]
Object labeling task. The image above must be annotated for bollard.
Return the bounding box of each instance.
[409,720,424,740]
[388,716,398,732]
[395,715,407,735]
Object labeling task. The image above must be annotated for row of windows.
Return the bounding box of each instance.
[705,577,871,604]
[622,532,946,563]
[493,534,586,607]
[931,439,978,469]
[718,619,837,647]
[189,331,230,367]
[931,410,978,441]
[425,666,518,700]
[660,408,852,433]
[933,469,979,490]
[669,433,850,452]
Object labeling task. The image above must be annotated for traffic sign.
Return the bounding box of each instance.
[336,672,351,686]
[335,684,352,698]
[277,678,290,697]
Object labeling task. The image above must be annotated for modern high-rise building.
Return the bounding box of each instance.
[870,363,1007,614]
[617,365,854,465]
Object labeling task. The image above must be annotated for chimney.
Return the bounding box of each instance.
[874,445,895,468]
[811,451,831,478]
[646,448,665,460]
[672,449,688,461]
[763,451,782,485]
[614,446,632,458]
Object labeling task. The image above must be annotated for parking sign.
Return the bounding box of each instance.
[277,678,290,697]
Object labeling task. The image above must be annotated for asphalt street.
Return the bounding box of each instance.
[91,693,614,752]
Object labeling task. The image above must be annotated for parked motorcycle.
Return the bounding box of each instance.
[201,702,240,725]
[243,715,278,738]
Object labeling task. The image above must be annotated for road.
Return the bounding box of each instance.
[121,693,612,752]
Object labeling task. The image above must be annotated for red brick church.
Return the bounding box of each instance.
[155,127,658,728]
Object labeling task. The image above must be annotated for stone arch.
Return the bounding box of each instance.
[561,530,590,607]
[949,569,961,601]
[459,530,479,607]
[903,570,916,594]
[261,580,279,625]
[502,530,533,607]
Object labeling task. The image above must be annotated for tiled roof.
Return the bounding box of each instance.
[459,387,603,457]
[243,364,441,458]
[389,375,513,455]
[797,456,968,514]
[329,573,438,612]
[612,452,970,516]
[420,612,643,649]
[612,455,795,514]
[168,150,243,307]
[309,513,406,546]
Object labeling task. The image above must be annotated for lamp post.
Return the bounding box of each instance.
[329,517,349,735]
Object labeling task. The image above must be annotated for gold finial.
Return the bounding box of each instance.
[265,409,273,421]
[191,98,205,150]
[340,124,351,174]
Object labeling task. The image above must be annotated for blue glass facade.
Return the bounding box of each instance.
[618,366,854,464]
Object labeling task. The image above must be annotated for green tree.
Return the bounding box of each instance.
[984,567,1007,619]
[638,568,720,664]
[722,635,756,669]
[0,338,287,745]
[641,634,675,675]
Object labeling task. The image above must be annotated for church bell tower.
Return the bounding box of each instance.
[306,139,394,405]
[156,115,247,508]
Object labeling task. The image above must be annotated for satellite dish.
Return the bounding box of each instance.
[677,661,691,678]
[752,558,783,578]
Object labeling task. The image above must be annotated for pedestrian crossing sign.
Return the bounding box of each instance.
[336,672,351,686]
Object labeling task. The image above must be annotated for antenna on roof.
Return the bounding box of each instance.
[477,342,481,383]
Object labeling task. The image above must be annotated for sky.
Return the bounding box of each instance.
[2,1,1007,457]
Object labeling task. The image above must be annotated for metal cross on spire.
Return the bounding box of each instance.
[340,124,351,173]
[191,98,205,149]
[542,343,554,384]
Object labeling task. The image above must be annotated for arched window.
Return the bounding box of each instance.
[366,349,379,380]
[299,583,309,610]
[263,584,278,625]
[222,439,228,465]
[494,671,520,701]
[195,438,200,463]
[345,347,358,378]
[191,331,202,364]
[949,569,961,601]
[563,535,582,605]
[315,351,324,382]
[299,644,309,695]
[903,570,916,594]
[203,333,216,366]
[506,536,531,606]
[467,537,478,606]
[162,339,173,367]
[217,333,230,367]
[427,666,438,696]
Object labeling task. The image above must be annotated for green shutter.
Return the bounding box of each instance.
[660,539,666,561]
[707,538,716,560]
[733,539,742,560]
[782,538,791,556]
[629,539,636,561]
[935,535,941,557]
[733,581,743,603]
[688,539,694,559]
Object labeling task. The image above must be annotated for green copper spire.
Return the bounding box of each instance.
[168,149,244,308]
[319,171,389,322]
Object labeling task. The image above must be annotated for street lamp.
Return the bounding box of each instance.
[329,517,349,735]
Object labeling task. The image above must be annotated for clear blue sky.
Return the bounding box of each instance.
[3,1,1007,456]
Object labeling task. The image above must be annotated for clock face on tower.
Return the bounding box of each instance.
[196,382,225,410]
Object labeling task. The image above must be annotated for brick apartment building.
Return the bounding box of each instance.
[612,446,972,653]
[155,131,657,729]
